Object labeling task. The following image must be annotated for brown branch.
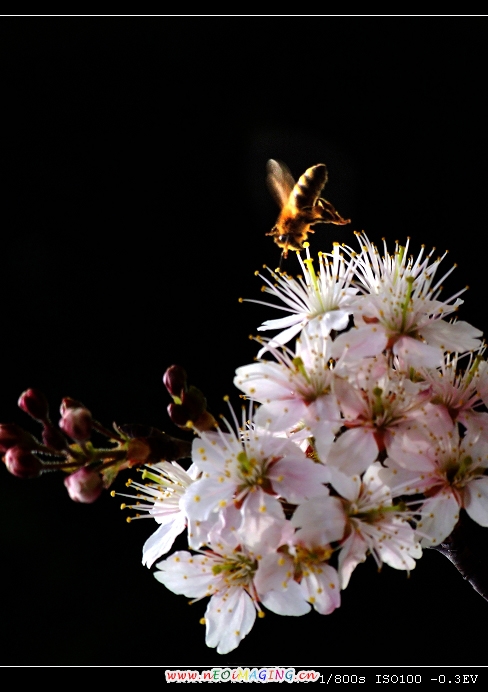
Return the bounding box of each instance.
[430,511,488,602]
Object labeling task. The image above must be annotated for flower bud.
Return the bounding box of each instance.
[167,401,217,432]
[167,402,190,428]
[0,423,39,452]
[64,467,103,503]
[18,388,49,422]
[59,407,92,442]
[42,422,68,451]
[166,385,209,429]
[4,446,42,479]
[59,397,85,415]
[163,365,188,400]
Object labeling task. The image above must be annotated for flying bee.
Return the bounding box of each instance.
[266,159,350,259]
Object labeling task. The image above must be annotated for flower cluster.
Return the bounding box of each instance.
[115,233,488,654]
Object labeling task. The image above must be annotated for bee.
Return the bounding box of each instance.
[266,159,350,259]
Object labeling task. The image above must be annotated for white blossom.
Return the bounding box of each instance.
[244,243,359,355]
[181,406,329,553]
[384,421,488,545]
[114,461,209,567]
[332,233,482,367]
[234,331,341,446]
[154,539,261,655]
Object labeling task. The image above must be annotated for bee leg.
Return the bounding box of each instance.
[266,226,280,238]
[317,198,351,225]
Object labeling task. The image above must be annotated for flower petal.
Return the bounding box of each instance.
[205,588,257,655]
[142,512,187,567]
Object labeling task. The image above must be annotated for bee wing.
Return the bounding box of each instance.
[266,159,296,210]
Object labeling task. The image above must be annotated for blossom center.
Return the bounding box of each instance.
[211,552,258,587]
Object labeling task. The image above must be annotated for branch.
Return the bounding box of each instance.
[430,511,488,602]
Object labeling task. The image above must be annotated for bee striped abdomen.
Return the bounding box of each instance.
[266,159,350,260]
[292,164,328,209]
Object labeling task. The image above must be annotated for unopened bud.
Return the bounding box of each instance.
[167,385,211,430]
[64,467,103,503]
[163,365,188,400]
[59,407,92,442]
[42,422,68,451]
[18,388,50,421]
[4,446,42,479]
[59,397,85,415]
[167,402,190,428]
[0,423,39,452]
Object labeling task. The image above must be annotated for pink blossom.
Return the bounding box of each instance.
[64,467,103,503]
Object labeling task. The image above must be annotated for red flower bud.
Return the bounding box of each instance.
[64,467,103,503]
[167,401,217,432]
[18,388,49,421]
[59,407,92,442]
[42,422,68,451]
[167,402,190,428]
[4,446,42,479]
[163,365,187,399]
[59,397,85,415]
[0,423,39,453]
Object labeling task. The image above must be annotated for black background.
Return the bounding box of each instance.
[0,16,487,667]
